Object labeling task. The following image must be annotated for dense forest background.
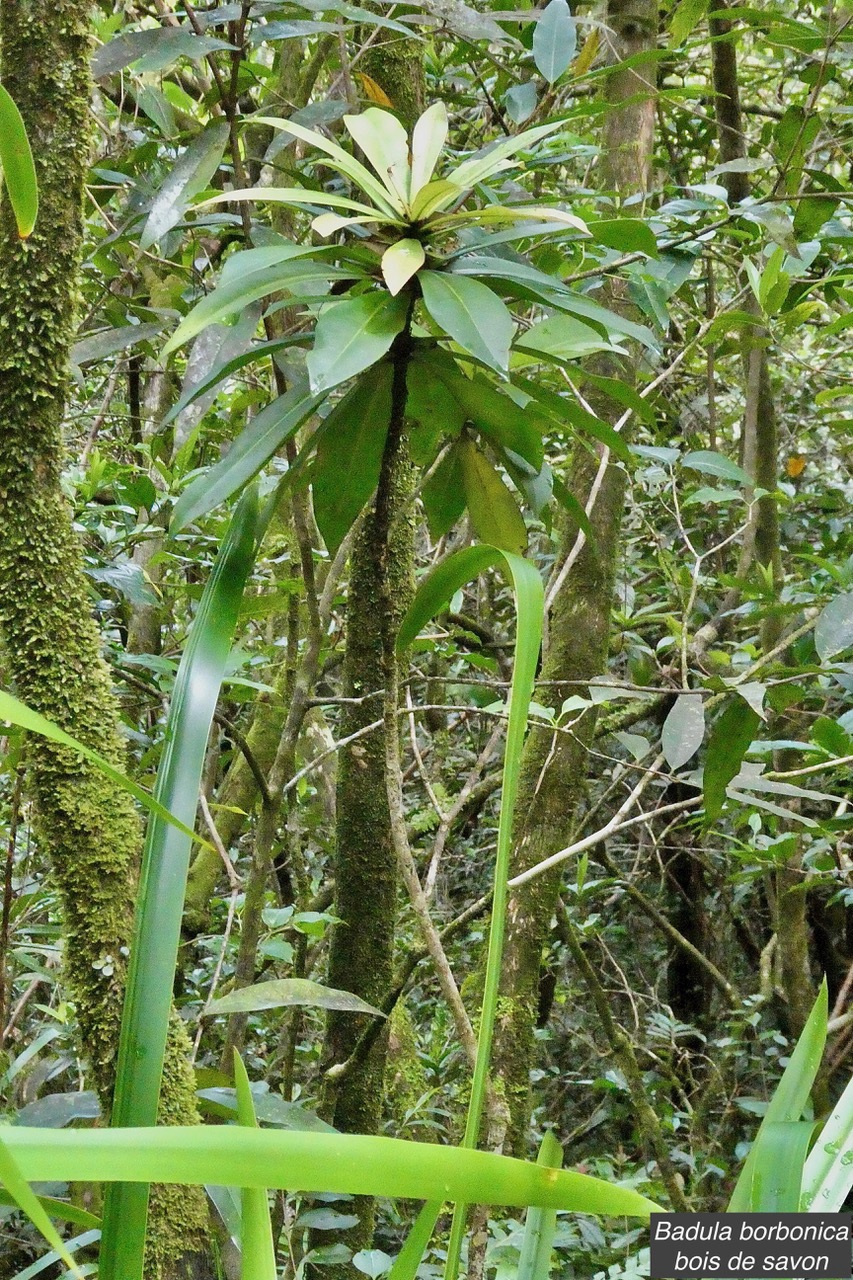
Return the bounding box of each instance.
[1,0,853,1276]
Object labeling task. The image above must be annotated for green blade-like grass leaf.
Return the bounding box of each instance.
[308,292,408,393]
[0,83,38,237]
[98,488,260,1280]
[727,980,828,1212]
[234,1056,277,1280]
[517,1131,563,1280]
[749,1121,814,1212]
[420,271,514,376]
[0,1131,85,1279]
[4,1126,662,1217]
[0,691,208,849]
[0,1192,99,1231]
[801,1067,853,1209]
[387,1201,443,1280]
[171,381,326,534]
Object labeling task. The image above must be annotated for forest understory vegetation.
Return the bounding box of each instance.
[1,0,853,1277]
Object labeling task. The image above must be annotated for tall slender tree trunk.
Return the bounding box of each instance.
[490,0,658,1158]
[0,6,212,1276]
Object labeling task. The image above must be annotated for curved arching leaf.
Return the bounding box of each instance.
[0,82,37,237]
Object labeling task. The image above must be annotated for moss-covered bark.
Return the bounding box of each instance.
[490,0,658,1158]
[0,6,211,1276]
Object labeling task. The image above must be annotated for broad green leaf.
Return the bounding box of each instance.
[92,27,235,77]
[446,119,567,192]
[422,443,467,540]
[140,122,229,249]
[163,256,354,355]
[197,1089,336,1133]
[801,1069,853,1210]
[515,314,625,362]
[207,977,379,1018]
[518,1131,563,1280]
[234,1056,277,1280]
[815,591,853,663]
[313,212,383,236]
[171,382,327,533]
[388,1202,443,1280]
[312,364,393,553]
[661,693,705,770]
[683,450,752,487]
[669,0,708,45]
[0,691,207,847]
[382,239,426,296]
[0,83,37,237]
[749,1121,813,1212]
[703,700,760,824]
[459,438,527,555]
[354,1249,394,1277]
[504,82,538,126]
[3,1125,662,1218]
[0,1132,85,1279]
[406,353,466,451]
[533,0,576,83]
[420,350,544,467]
[201,185,401,223]
[512,373,633,464]
[253,116,405,217]
[551,474,594,540]
[420,271,514,375]
[435,204,587,234]
[397,545,508,654]
[728,981,828,1212]
[588,218,658,257]
[410,102,448,198]
[307,292,408,393]
[344,107,411,208]
[100,489,260,1280]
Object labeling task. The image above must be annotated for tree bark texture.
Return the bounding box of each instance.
[0,6,212,1276]
[490,0,659,1158]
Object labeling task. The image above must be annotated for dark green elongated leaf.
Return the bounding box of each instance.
[72,322,164,368]
[728,981,827,1212]
[661,693,705,770]
[0,691,208,848]
[162,336,306,427]
[171,381,327,534]
[308,293,408,393]
[703,700,760,823]
[556,291,658,350]
[532,0,576,83]
[420,271,514,375]
[312,363,393,553]
[406,356,467,456]
[749,1121,814,1212]
[512,374,633,463]
[0,1132,85,1279]
[576,370,656,424]
[163,252,354,357]
[0,83,37,237]
[4,1125,662,1218]
[397,545,506,654]
[422,442,466,540]
[388,1202,443,1280]
[518,1131,563,1280]
[99,488,260,1280]
[550,474,593,540]
[92,27,235,77]
[588,218,658,256]
[234,1056,277,1280]
[207,979,384,1018]
[140,122,229,249]
[419,349,544,468]
[459,438,527,555]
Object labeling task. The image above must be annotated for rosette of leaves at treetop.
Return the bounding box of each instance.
[165,102,651,556]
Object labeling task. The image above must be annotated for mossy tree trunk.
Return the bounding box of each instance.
[0,5,212,1276]
[489,0,659,1158]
